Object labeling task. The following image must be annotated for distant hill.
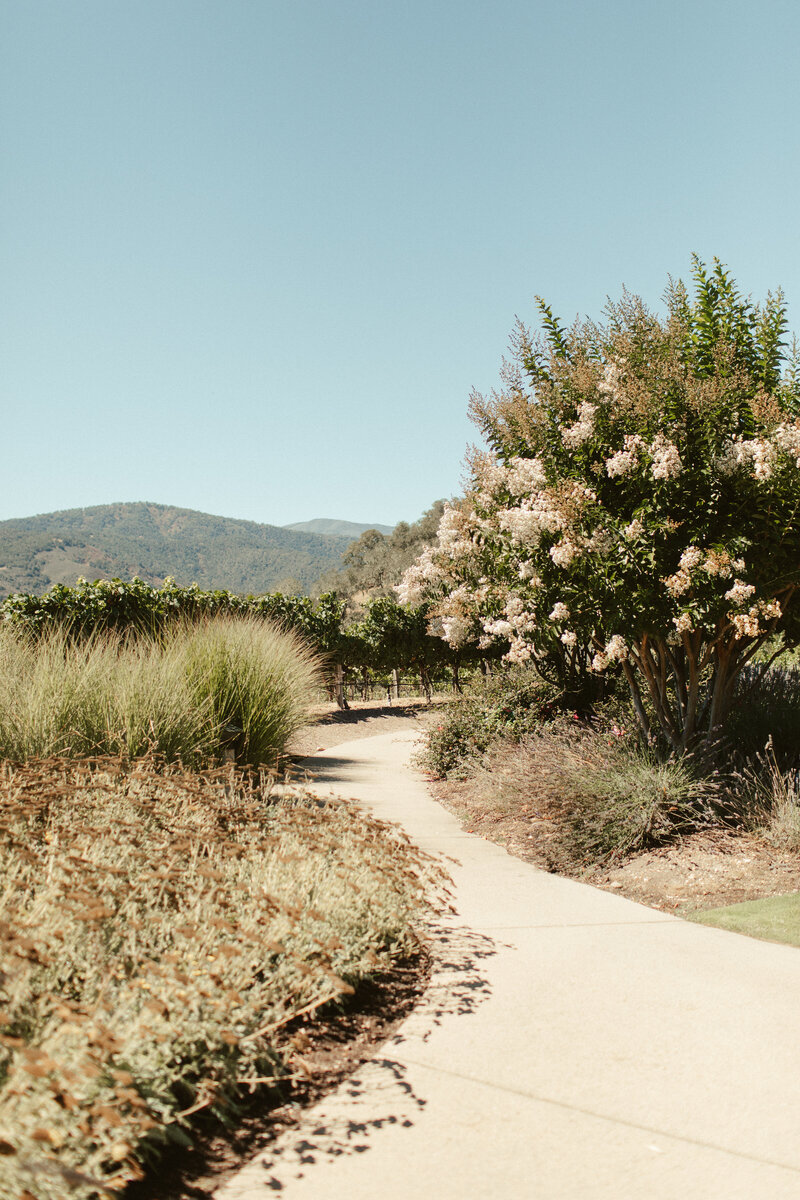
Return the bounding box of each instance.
[284,518,394,538]
[0,503,354,598]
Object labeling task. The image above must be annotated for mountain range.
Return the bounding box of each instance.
[0,503,376,598]
[283,518,394,537]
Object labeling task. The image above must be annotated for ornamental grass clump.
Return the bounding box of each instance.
[0,757,447,1199]
[0,615,319,766]
[176,614,320,766]
[731,742,800,853]
[0,624,207,763]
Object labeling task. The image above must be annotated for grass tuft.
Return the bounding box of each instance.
[177,614,319,766]
[731,742,800,853]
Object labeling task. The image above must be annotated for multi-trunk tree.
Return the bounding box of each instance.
[398,258,800,752]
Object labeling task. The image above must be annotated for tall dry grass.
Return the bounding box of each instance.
[731,741,800,852]
[0,615,320,766]
[178,614,320,765]
[462,719,726,864]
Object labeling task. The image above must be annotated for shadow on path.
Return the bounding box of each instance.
[221,923,498,1195]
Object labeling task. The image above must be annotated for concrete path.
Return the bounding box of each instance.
[217,731,800,1200]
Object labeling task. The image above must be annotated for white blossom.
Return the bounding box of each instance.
[597,360,625,400]
[549,538,580,568]
[649,433,682,480]
[436,503,477,551]
[505,455,548,495]
[499,493,565,546]
[565,481,597,504]
[549,602,570,621]
[604,634,628,661]
[518,561,542,584]
[724,579,756,605]
[729,598,782,640]
[561,401,597,450]
[605,434,644,478]
[395,545,442,605]
[664,569,691,597]
[560,630,577,647]
[730,610,761,638]
[505,639,534,664]
[591,651,609,672]
[483,618,513,638]
[716,437,777,480]
[703,549,734,577]
[477,457,509,494]
[441,614,473,647]
[623,518,644,539]
[504,596,537,635]
[663,549,703,597]
[679,546,703,570]
[673,612,693,634]
[773,422,800,467]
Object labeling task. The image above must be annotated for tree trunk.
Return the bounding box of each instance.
[333,663,350,711]
[622,660,650,741]
[391,668,401,701]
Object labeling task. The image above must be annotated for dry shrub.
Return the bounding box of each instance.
[467,719,726,864]
[733,742,800,853]
[0,757,447,1199]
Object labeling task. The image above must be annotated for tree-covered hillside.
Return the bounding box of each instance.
[0,503,353,598]
[312,501,446,601]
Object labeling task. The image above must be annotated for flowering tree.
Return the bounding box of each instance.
[398,258,800,751]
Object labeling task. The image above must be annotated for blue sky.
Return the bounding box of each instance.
[3,0,799,529]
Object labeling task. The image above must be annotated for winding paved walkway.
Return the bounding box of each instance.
[216,731,800,1199]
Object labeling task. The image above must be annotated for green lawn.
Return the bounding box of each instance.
[689,892,800,948]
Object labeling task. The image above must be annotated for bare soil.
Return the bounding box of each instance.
[287,696,440,756]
